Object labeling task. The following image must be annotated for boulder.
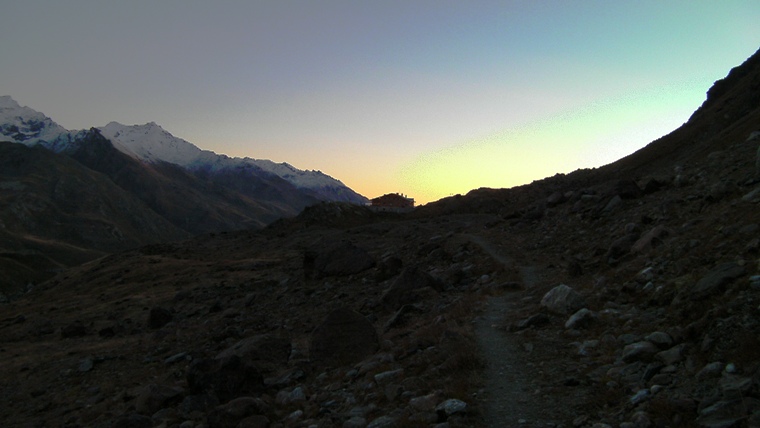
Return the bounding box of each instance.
[380,266,443,310]
[134,383,184,415]
[303,240,375,278]
[690,262,746,300]
[541,284,586,315]
[309,307,379,367]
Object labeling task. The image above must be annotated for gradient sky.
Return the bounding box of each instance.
[2,1,759,204]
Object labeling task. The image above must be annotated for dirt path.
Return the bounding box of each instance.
[468,234,561,427]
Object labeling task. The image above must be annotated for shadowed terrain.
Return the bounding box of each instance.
[1,48,760,427]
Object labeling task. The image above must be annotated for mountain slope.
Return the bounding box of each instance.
[97,121,367,204]
[0,140,190,294]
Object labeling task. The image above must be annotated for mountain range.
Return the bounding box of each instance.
[0,98,367,292]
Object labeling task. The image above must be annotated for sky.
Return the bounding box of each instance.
[2,1,759,204]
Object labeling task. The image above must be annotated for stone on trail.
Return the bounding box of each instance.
[541,284,587,315]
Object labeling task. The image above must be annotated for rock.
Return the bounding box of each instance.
[697,398,758,428]
[719,373,755,400]
[690,262,746,300]
[655,344,686,365]
[383,304,424,332]
[343,416,368,428]
[134,383,184,415]
[380,266,443,310]
[309,307,379,367]
[374,368,404,386]
[303,240,375,278]
[78,357,94,372]
[631,225,669,253]
[180,394,219,419]
[635,267,655,284]
[367,415,397,428]
[742,186,760,203]
[630,389,650,405]
[148,306,173,329]
[564,308,596,329]
[603,195,623,212]
[607,233,639,260]
[436,398,467,418]
[540,284,587,315]
[697,362,725,380]
[215,334,291,364]
[644,331,673,349]
[207,396,269,428]
[621,341,659,363]
[186,355,264,402]
[512,313,550,331]
[376,256,403,281]
[409,393,438,412]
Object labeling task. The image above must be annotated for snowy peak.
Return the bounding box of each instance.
[98,121,205,165]
[0,96,69,146]
[0,96,368,203]
[98,121,361,198]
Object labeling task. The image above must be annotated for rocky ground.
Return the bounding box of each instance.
[2,48,760,428]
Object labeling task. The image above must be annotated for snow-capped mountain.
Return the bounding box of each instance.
[0,96,81,152]
[0,96,367,204]
[97,121,358,197]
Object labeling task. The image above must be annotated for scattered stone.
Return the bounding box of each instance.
[134,383,184,415]
[436,398,467,419]
[343,416,368,428]
[541,284,587,315]
[564,308,596,329]
[644,331,673,349]
[367,415,397,428]
[631,225,669,253]
[164,352,190,365]
[409,393,438,412]
[656,344,686,365]
[690,262,746,300]
[512,313,550,331]
[78,357,94,372]
[621,341,659,363]
[697,362,725,380]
